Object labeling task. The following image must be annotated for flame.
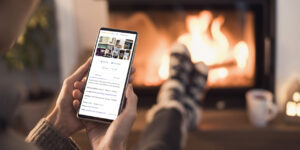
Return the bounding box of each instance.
[178,11,230,65]
[209,67,229,82]
[144,36,170,86]
[169,10,250,85]
[158,54,170,80]
[234,41,250,69]
[155,10,252,87]
[111,10,254,87]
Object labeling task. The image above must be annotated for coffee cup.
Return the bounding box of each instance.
[246,89,278,127]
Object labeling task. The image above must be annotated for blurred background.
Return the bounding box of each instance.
[1,0,300,149]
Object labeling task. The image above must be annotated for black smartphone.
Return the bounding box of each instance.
[77,28,138,123]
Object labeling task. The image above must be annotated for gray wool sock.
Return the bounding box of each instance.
[187,62,209,106]
[155,43,206,131]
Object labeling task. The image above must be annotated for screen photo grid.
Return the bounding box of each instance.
[96,36,133,60]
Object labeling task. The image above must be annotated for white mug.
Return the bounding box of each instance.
[246,89,278,127]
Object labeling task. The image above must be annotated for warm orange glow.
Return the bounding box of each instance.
[143,39,170,86]
[111,10,255,87]
[293,92,300,102]
[175,10,253,87]
[234,41,250,69]
[297,103,300,117]
[211,16,229,53]
[209,67,229,82]
[159,54,170,80]
[178,11,230,65]
[286,101,297,116]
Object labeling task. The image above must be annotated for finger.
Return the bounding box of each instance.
[73,99,80,110]
[69,57,92,82]
[128,67,135,83]
[130,67,136,75]
[129,76,134,83]
[82,76,87,82]
[108,84,137,137]
[124,84,138,113]
[72,89,83,100]
[74,81,86,91]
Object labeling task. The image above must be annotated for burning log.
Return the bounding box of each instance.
[208,58,237,69]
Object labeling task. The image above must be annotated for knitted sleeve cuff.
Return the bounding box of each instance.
[25,118,80,150]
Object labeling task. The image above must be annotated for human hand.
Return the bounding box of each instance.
[72,69,137,150]
[45,57,92,137]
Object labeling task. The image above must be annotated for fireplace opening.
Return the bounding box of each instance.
[111,10,255,88]
[108,0,275,108]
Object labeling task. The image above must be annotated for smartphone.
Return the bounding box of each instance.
[77,28,138,123]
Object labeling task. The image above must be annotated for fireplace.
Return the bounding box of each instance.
[108,0,275,108]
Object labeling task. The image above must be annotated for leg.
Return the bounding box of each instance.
[135,108,182,150]
[134,43,208,150]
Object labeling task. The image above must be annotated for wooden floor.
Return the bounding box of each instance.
[126,129,300,150]
[72,109,300,150]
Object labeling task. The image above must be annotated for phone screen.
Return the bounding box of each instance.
[78,28,138,122]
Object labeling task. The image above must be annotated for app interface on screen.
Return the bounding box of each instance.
[79,30,136,120]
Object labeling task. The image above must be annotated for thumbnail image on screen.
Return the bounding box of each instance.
[96,37,133,60]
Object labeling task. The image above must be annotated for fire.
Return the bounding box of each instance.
[158,54,170,80]
[233,41,250,69]
[157,10,252,86]
[143,36,170,86]
[110,9,255,87]
[178,11,230,65]
[209,67,229,82]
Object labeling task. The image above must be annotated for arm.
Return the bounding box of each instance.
[25,119,80,150]
[25,58,92,150]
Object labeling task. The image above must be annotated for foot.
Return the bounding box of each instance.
[147,43,209,147]
[149,42,209,132]
[187,62,209,106]
[183,61,208,130]
[155,43,208,130]
[157,43,193,104]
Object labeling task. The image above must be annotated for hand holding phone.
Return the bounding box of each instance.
[45,58,92,137]
[73,82,138,150]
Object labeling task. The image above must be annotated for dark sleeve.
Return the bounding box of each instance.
[25,118,80,150]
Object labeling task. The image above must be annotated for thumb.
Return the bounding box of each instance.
[123,84,138,114]
[69,57,92,82]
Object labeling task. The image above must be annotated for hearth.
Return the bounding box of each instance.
[108,0,276,108]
